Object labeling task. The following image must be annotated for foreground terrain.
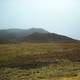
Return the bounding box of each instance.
[0,42,80,80]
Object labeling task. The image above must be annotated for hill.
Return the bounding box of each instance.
[0,28,48,43]
[0,28,79,43]
[25,32,78,43]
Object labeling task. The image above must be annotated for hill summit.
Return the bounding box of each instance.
[0,28,79,43]
[0,28,48,42]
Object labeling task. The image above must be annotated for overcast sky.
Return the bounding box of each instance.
[0,0,80,40]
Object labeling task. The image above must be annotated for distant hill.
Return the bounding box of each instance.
[0,28,79,43]
[25,32,78,43]
[0,28,48,43]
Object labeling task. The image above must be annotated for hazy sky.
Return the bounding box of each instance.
[0,0,80,40]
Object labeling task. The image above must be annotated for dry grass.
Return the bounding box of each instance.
[0,42,80,80]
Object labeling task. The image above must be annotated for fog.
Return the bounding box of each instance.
[0,0,80,40]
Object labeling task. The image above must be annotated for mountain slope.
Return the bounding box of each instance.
[25,32,78,43]
[0,28,79,43]
[0,28,49,42]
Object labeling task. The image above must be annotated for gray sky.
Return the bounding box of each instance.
[0,0,80,40]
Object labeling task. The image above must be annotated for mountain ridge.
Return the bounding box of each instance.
[0,28,79,43]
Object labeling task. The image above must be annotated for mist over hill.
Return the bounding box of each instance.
[0,28,79,43]
[0,28,48,42]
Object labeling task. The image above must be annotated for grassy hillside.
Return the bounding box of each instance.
[25,33,78,43]
[0,42,80,80]
[0,28,79,43]
[0,28,49,42]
